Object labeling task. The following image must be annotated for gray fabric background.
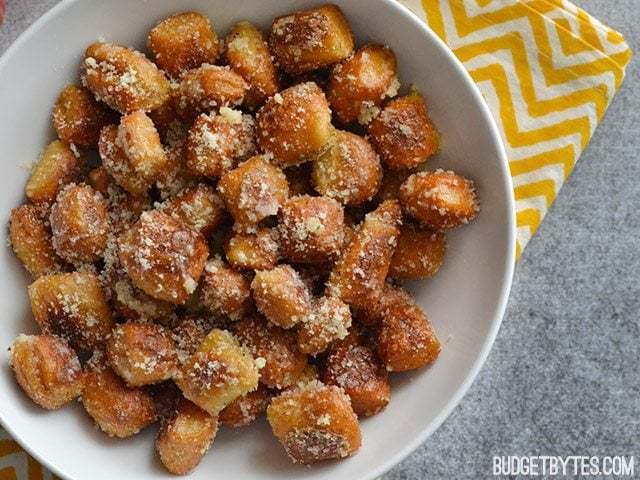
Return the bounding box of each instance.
[1,1,638,478]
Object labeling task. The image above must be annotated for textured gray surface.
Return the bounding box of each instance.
[1,1,638,479]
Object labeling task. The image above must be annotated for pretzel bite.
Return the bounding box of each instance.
[28,272,114,351]
[9,334,83,409]
[267,380,361,464]
[171,315,216,364]
[156,397,218,475]
[312,130,382,205]
[376,289,441,371]
[326,200,401,310]
[26,140,85,204]
[117,210,209,304]
[50,183,111,264]
[224,228,280,271]
[174,64,248,121]
[217,155,289,227]
[399,170,479,230]
[368,92,439,170]
[233,315,307,389]
[269,5,354,75]
[109,275,175,323]
[389,225,446,279]
[328,45,398,125]
[82,42,170,114]
[9,204,65,278]
[99,125,147,196]
[251,265,312,329]
[82,353,156,437]
[278,195,345,265]
[224,21,280,110]
[106,322,178,387]
[148,11,220,79]
[52,84,115,147]
[175,329,260,416]
[201,256,253,321]
[322,343,389,417]
[118,110,169,183]
[297,296,352,356]
[219,383,271,428]
[184,111,256,178]
[256,83,333,167]
[157,184,225,236]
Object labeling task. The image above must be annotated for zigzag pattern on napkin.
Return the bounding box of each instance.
[0,2,633,479]
[413,0,632,256]
[0,428,58,480]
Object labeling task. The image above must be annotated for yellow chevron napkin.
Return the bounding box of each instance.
[402,0,632,257]
[0,1,632,479]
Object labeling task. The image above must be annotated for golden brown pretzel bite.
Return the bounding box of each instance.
[368,92,439,170]
[217,155,289,227]
[82,42,170,114]
[28,272,114,352]
[9,334,83,410]
[185,111,256,178]
[327,44,398,125]
[82,353,156,437]
[389,224,446,279]
[117,210,209,304]
[26,140,85,204]
[327,200,402,310]
[52,84,115,148]
[278,195,345,264]
[399,169,479,230]
[106,322,178,387]
[9,204,66,278]
[269,5,354,75]
[256,82,333,167]
[267,380,361,464]
[156,398,218,475]
[148,11,220,79]
[200,256,253,321]
[174,64,248,121]
[224,228,280,271]
[224,21,280,110]
[312,130,382,205]
[50,183,111,264]
[252,265,312,329]
[297,295,352,356]
[175,329,260,416]
[322,342,390,417]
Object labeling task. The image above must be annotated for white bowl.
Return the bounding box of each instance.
[0,1,515,479]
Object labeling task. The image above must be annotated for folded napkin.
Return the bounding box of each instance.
[402,0,632,257]
[0,1,632,479]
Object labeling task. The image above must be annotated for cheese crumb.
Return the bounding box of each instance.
[220,106,243,124]
[183,277,197,294]
[358,101,381,125]
[306,217,323,233]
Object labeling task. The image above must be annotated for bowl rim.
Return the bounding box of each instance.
[0,1,516,479]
